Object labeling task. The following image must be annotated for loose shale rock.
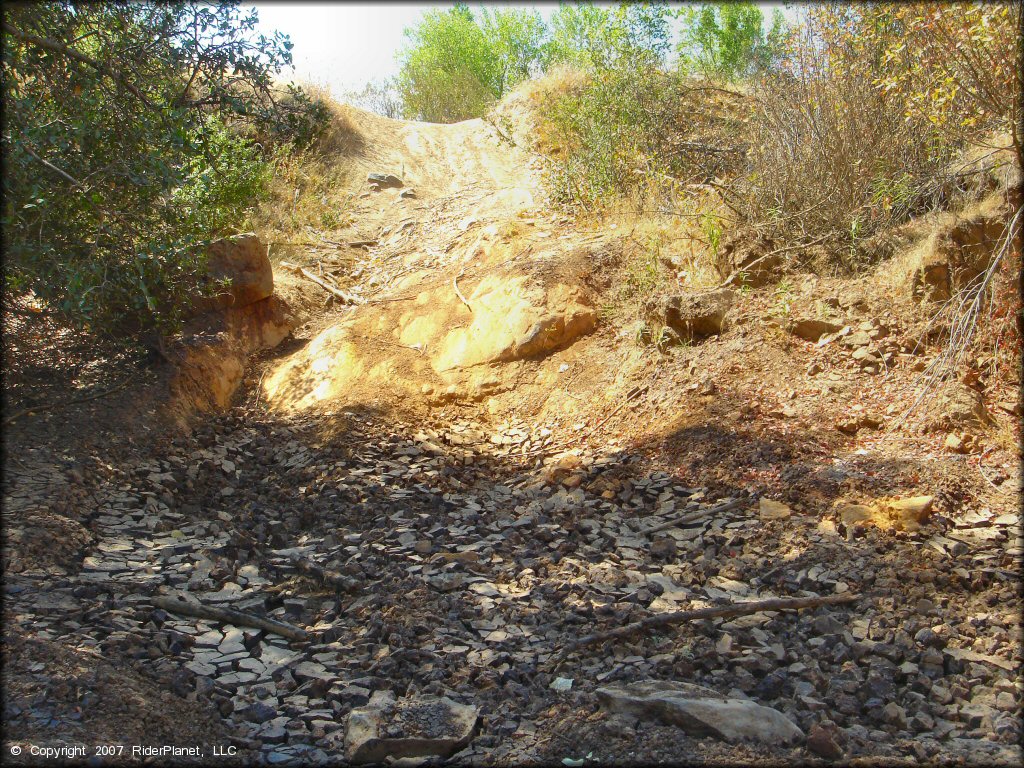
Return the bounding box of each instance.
[346,692,480,764]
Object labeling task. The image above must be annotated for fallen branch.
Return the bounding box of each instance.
[549,593,857,667]
[268,240,359,253]
[150,594,308,641]
[280,260,363,305]
[639,497,749,536]
[3,372,137,426]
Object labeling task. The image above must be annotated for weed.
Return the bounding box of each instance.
[701,210,722,257]
[774,278,794,316]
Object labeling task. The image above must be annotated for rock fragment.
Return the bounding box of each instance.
[345,693,480,764]
[596,680,804,745]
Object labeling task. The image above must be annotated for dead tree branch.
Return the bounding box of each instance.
[150,594,308,641]
[549,593,858,667]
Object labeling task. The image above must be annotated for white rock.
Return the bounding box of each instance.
[596,680,804,745]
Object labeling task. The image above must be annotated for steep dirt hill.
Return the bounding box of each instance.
[264,107,612,420]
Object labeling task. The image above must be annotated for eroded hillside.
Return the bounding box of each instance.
[3,96,1022,767]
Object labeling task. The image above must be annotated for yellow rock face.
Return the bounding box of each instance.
[264,270,596,414]
[835,495,935,533]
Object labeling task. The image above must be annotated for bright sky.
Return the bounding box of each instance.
[252,3,789,100]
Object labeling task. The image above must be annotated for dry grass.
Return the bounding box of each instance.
[513,64,590,157]
[251,83,365,265]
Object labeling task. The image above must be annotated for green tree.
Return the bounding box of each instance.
[479,7,547,97]
[397,4,546,122]
[678,3,785,81]
[397,4,498,122]
[2,2,324,343]
[546,2,671,70]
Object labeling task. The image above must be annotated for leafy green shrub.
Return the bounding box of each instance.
[2,3,323,343]
[173,118,273,238]
[397,4,545,122]
[536,65,747,212]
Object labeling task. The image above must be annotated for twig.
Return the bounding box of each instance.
[280,260,363,305]
[252,367,269,410]
[21,142,85,188]
[452,269,473,313]
[549,593,858,667]
[3,372,137,426]
[638,496,749,536]
[895,204,1022,429]
[149,594,308,641]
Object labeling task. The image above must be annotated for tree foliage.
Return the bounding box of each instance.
[545,2,671,71]
[677,3,785,81]
[2,2,325,342]
[480,6,547,98]
[397,4,496,123]
[397,4,546,123]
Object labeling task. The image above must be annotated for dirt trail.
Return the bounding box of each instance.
[3,106,1022,766]
[264,108,607,421]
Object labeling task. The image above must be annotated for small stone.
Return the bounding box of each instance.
[881,702,907,728]
[914,628,945,649]
[650,538,677,560]
[806,722,843,759]
[759,498,792,521]
[367,172,403,189]
[944,433,967,453]
[242,702,277,724]
[995,692,1016,711]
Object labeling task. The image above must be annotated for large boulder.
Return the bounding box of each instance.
[195,233,274,313]
[649,289,735,341]
[596,680,804,745]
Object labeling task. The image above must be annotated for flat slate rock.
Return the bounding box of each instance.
[345,693,479,764]
[596,680,804,745]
